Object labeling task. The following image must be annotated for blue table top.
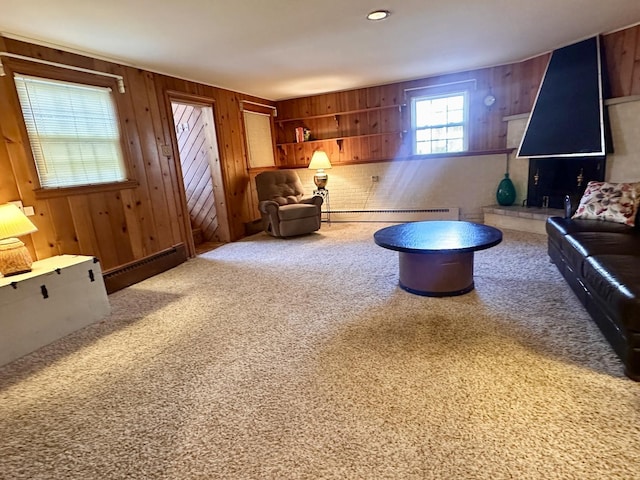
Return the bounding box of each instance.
[374,221,503,254]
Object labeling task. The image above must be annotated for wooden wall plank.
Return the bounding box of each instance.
[631,26,640,96]
[603,29,635,98]
[0,32,21,206]
[119,67,161,256]
[143,71,184,246]
[156,87,194,252]
[46,197,82,255]
[86,193,118,267]
[105,191,135,266]
[0,142,21,203]
[126,69,175,250]
[213,92,249,239]
[67,196,100,258]
[119,189,146,259]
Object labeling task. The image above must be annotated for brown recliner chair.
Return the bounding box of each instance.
[255,170,323,237]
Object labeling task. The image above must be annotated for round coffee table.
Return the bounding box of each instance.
[374,221,502,296]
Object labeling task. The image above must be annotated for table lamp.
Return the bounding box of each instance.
[308,150,332,189]
[0,203,38,277]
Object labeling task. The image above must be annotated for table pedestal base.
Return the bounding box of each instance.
[398,251,474,297]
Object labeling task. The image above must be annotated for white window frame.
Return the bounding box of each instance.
[411,91,469,155]
[14,74,129,190]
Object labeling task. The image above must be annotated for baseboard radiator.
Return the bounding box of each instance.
[327,208,459,223]
[103,243,188,294]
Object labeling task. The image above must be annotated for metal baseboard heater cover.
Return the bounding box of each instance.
[327,208,459,222]
[102,243,187,294]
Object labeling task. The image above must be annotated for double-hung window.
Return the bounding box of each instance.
[411,92,468,155]
[14,74,128,189]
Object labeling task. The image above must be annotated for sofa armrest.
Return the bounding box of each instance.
[564,194,583,219]
[564,195,572,219]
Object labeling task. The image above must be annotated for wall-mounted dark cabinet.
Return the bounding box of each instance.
[518,36,606,159]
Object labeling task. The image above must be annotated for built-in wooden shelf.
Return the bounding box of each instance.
[276,104,404,123]
[276,131,403,147]
[275,102,408,167]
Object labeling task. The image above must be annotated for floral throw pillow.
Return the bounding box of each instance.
[572,181,640,226]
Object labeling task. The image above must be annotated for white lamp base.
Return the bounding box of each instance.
[0,238,33,277]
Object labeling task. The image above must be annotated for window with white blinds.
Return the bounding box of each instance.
[14,74,127,189]
[243,110,276,168]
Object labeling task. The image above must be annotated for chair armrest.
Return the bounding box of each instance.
[259,200,280,215]
[300,195,323,207]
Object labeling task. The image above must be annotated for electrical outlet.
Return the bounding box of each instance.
[9,200,24,212]
[371,175,379,182]
[23,206,35,216]
[160,145,172,157]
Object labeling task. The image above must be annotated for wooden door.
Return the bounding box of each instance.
[171,100,230,245]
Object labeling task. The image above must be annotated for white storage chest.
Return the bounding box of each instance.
[0,255,110,366]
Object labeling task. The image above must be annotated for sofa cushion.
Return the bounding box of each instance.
[583,254,640,330]
[278,203,319,221]
[572,181,640,226]
[255,170,305,203]
[564,232,640,274]
[546,217,635,252]
[273,195,300,206]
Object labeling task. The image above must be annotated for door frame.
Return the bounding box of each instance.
[165,91,231,257]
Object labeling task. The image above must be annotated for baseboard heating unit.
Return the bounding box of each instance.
[103,243,187,294]
[327,208,459,222]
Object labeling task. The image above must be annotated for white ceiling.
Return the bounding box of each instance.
[2,0,640,101]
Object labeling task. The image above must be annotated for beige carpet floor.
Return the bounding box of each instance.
[0,223,639,479]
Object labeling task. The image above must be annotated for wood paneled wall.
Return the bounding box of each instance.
[275,24,640,168]
[0,36,270,272]
[602,24,640,98]
[274,55,550,167]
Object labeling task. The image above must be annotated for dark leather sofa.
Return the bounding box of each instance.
[546,199,640,380]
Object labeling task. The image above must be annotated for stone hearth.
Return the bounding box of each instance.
[483,205,563,235]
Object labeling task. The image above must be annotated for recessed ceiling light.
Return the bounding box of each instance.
[367,10,390,21]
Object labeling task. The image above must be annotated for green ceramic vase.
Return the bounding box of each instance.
[496,173,516,206]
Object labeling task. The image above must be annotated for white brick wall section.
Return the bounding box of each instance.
[299,153,509,219]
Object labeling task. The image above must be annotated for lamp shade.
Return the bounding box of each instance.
[308,150,332,171]
[0,203,38,240]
